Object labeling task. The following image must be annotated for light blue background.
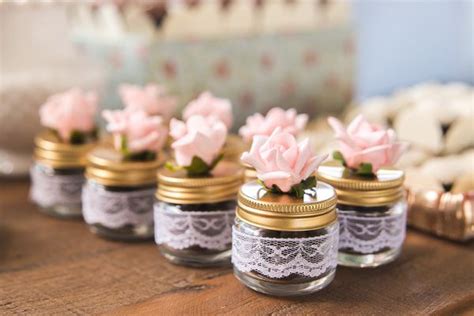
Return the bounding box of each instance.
[354,0,474,100]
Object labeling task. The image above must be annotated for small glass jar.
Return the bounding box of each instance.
[82,146,166,241]
[30,130,95,218]
[154,161,243,267]
[232,181,339,296]
[318,162,408,268]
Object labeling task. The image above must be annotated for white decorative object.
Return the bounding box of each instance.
[338,207,407,254]
[232,225,339,279]
[154,202,235,251]
[29,166,84,208]
[82,182,155,229]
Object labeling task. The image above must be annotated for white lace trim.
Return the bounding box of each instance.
[82,182,155,229]
[154,202,235,251]
[30,166,84,207]
[338,206,407,254]
[232,224,339,279]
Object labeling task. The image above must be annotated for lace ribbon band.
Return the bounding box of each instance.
[232,224,339,279]
[154,202,235,251]
[82,182,155,229]
[30,166,84,207]
[338,206,407,254]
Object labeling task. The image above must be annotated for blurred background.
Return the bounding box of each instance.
[0,0,473,178]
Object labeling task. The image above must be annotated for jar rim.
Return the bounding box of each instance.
[317,161,405,206]
[236,181,338,231]
[34,130,95,168]
[156,161,243,204]
[86,145,166,186]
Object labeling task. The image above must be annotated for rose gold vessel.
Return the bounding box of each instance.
[407,189,474,241]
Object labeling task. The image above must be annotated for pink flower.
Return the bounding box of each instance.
[102,110,168,153]
[119,83,177,120]
[241,128,327,192]
[328,115,408,172]
[239,107,308,143]
[183,91,233,129]
[170,115,228,167]
[39,88,97,141]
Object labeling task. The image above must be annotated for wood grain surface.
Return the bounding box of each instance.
[1,179,473,315]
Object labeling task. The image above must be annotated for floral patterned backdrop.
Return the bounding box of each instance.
[75,25,354,130]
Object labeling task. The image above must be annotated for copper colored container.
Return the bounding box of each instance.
[407,190,474,241]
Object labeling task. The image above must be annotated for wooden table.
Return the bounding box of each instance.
[1,179,473,315]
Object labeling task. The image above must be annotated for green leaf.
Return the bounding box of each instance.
[120,136,128,154]
[271,184,283,193]
[332,151,346,166]
[256,179,266,188]
[301,176,316,188]
[259,176,317,199]
[68,129,98,145]
[291,185,305,199]
[165,161,182,172]
[209,153,224,170]
[289,176,317,199]
[354,163,374,176]
[185,156,211,177]
[70,131,85,144]
[124,150,157,162]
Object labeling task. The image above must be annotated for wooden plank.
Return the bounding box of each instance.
[0,180,473,315]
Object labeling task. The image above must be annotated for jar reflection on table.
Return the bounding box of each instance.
[232,181,339,296]
[154,161,243,267]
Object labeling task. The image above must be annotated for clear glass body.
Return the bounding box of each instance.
[32,162,84,219]
[337,199,407,268]
[156,200,236,267]
[233,218,338,296]
[85,180,156,241]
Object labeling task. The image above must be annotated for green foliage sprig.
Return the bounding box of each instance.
[165,154,224,177]
[333,150,375,177]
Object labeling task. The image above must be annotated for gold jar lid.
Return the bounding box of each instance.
[242,163,257,182]
[34,130,96,168]
[237,181,337,231]
[156,161,244,204]
[86,146,166,187]
[317,161,405,206]
[223,134,248,162]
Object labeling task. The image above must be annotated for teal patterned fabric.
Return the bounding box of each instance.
[74,26,354,129]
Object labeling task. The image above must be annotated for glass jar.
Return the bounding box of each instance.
[30,130,95,218]
[82,146,165,241]
[232,181,339,296]
[154,161,243,267]
[318,162,407,268]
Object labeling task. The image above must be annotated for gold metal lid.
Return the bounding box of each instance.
[237,181,337,231]
[317,161,405,206]
[34,130,96,168]
[156,161,244,204]
[242,163,257,182]
[86,146,166,187]
[223,134,248,162]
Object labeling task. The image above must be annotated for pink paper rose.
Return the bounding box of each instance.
[328,115,408,172]
[39,88,97,141]
[119,83,177,120]
[170,115,227,167]
[239,107,308,143]
[241,128,327,193]
[102,109,168,153]
[183,91,233,129]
